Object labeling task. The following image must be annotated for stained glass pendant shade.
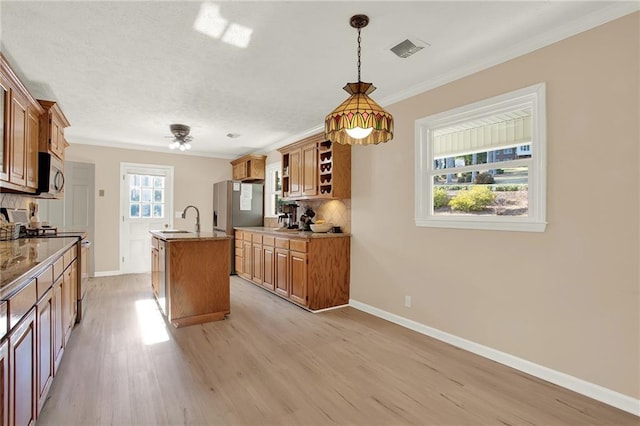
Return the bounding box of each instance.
[325,15,394,145]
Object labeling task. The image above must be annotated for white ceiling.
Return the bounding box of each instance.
[1,1,637,159]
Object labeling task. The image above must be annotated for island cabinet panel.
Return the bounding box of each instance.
[236,229,350,311]
[9,308,36,426]
[152,235,231,328]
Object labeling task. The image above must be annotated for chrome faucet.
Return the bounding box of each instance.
[181,205,200,234]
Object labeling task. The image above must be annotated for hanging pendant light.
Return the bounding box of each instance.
[325,14,394,145]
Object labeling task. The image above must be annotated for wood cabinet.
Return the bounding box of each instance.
[151,238,159,298]
[9,308,36,426]
[237,230,350,310]
[279,133,351,200]
[262,236,275,291]
[36,289,53,416]
[151,235,231,327]
[37,100,69,160]
[0,339,9,426]
[234,231,243,275]
[0,241,78,425]
[230,154,266,182]
[0,53,45,194]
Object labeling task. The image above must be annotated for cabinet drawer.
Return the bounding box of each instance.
[7,278,36,330]
[235,247,243,257]
[52,256,64,281]
[289,240,307,253]
[235,237,243,248]
[152,237,159,250]
[275,238,289,249]
[235,231,243,241]
[262,236,275,246]
[252,234,263,244]
[243,232,253,242]
[36,264,53,299]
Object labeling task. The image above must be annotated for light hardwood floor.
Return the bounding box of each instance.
[38,274,638,425]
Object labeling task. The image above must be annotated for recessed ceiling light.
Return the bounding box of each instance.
[390,38,430,58]
[226,133,241,139]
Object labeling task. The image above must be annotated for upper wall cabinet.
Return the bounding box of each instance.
[278,133,351,201]
[38,100,70,160]
[0,54,45,193]
[230,154,266,182]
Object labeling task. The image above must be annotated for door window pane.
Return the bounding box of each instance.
[128,173,166,219]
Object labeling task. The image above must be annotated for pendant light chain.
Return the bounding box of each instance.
[357,27,362,82]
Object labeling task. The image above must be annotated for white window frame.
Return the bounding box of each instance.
[415,83,547,232]
[264,161,282,218]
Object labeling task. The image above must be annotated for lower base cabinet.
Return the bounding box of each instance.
[36,288,54,416]
[9,309,36,426]
[237,230,350,310]
[0,340,8,426]
[52,275,64,374]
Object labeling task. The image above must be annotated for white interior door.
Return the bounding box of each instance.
[120,163,173,274]
[39,161,96,276]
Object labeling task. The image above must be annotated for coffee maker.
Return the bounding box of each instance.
[277,203,299,229]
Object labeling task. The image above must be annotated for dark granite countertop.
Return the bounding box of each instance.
[234,227,350,239]
[0,237,79,298]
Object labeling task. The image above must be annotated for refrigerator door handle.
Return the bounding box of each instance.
[213,210,217,227]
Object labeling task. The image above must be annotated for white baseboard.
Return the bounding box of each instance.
[92,270,121,277]
[349,299,640,417]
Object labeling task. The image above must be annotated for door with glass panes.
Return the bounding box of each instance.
[120,163,173,274]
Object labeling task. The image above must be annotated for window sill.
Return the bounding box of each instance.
[415,218,547,232]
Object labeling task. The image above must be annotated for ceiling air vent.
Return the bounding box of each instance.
[390,38,429,58]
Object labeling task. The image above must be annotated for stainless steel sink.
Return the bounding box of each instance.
[161,230,191,234]
[273,228,301,233]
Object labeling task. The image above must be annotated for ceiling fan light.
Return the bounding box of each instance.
[185,142,192,150]
[179,144,186,152]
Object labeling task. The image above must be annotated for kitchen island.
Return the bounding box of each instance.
[150,230,232,327]
[234,227,350,311]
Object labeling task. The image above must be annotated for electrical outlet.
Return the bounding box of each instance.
[175,211,183,219]
[404,295,412,308]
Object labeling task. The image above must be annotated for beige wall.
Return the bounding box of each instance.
[351,13,639,399]
[65,144,231,273]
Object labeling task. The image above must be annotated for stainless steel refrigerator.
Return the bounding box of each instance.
[213,180,264,274]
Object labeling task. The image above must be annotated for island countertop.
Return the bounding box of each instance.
[234,226,350,239]
[150,230,232,241]
[0,237,80,297]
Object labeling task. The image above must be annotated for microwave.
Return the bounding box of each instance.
[37,152,65,198]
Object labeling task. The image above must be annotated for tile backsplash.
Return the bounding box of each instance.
[0,194,32,210]
[266,199,351,233]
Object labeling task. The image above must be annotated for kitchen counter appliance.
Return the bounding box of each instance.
[213,180,263,274]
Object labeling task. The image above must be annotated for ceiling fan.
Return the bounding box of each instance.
[168,124,193,151]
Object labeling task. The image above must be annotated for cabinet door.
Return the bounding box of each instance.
[262,245,275,291]
[288,149,301,197]
[241,241,252,280]
[274,248,289,297]
[36,288,54,416]
[0,339,9,426]
[63,261,77,341]
[52,275,64,374]
[9,89,27,186]
[25,106,39,189]
[151,248,159,298]
[251,243,263,284]
[9,308,36,426]
[301,143,318,196]
[0,75,8,181]
[289,251,308,306]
